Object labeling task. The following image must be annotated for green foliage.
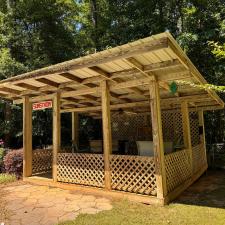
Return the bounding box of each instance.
[0,0,224,145]
[0,173,16,184]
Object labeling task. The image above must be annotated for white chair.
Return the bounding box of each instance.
[136,141,154,157]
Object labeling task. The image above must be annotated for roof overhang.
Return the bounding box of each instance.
[0,32,223,116]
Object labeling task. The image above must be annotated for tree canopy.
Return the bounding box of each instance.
[0,0,224,147]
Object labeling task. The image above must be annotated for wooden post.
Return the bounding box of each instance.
[101,80,112,190]
[149,80,167,199]
[23,96,32,177]
[53,92,61,182]
[72,112,79,152]
[181,101,193,172]
[198,110,207,165]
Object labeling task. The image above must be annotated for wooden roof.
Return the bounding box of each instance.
[0,32,224,116]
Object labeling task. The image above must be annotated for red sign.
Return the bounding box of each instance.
[32,101,52,111]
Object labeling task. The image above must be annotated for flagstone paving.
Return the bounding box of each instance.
[0,183,112,225]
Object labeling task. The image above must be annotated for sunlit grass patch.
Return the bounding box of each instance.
[0,173,16,184]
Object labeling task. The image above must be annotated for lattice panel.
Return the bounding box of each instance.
[32,149,52,174]
[192,144,207,174]
[165,149,192,193]
[162,110,184,145]
[112,114,150,140]
[57,153,104,187]
[189,112,200,146]
[111,111,185,147]
[110,155,157,196]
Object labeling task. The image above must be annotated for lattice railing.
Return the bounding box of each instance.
[192,144,207,174]
[57,153,104,187]
[189,112,200,146]
[32,149,52,174]
[165,149,192,193]
[110,155,157,196]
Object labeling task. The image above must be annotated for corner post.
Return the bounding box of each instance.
[198,110,207,166]
[23,96,32,177]
[181,101,193,173]
[149,80,167,199]
[101,80,112,190]
[72,112,79,152]
[53,92,61,182]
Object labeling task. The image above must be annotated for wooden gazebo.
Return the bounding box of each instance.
[0,32,224,205]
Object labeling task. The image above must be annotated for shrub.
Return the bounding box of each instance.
[0,148,5,172]
[0,173,16,184]
[3,149,23,178]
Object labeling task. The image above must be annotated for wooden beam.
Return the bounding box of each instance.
[110,68,138,79]
[61,101,149,113]
[59,72,83,83]
[144,59,180,72]
[36,78,59,88]
[23,96,32,177]
[14,93,55,104]
[52,92,61,182]
[89,67,112,80]
[125,58,179,94]
[149,80,167,199]
[181,101,193,174]
[101,80,112,190]
[125,57,152,78]
[0,87,21,95]
[110,78,152,90]
[114,77,144,95]
[61,87,99,98]
[15,82,40,91]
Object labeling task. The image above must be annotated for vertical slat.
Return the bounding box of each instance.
[53,92,61,182]
[149,80,167,199]
[72,112,79,152]
[181,101,193,173]
[23,96,32,177]
[101,80,112,190]
[198,110,207,166]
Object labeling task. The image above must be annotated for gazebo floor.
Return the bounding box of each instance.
[23,176,163,206]
[31,172,52,180]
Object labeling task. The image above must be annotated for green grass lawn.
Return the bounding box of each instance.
[59,171,225,225]
[0,173,16,184]
[59,199,225,225]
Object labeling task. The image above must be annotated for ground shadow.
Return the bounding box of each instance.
[174,169,225,209]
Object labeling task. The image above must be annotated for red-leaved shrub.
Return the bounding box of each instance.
[3,149,23,178]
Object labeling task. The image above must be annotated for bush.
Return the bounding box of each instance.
[0,173,16,184]
[3,149,23,178]
[0,148,5,172]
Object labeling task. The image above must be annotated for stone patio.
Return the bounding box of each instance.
[0,182,112,225]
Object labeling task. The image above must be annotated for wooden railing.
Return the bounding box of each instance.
[32,149,52,174]
[57,153,104,187]
[192,144,207,174]
[110,155,157,195]
[165,149,192,193]
[56,153,157,196]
